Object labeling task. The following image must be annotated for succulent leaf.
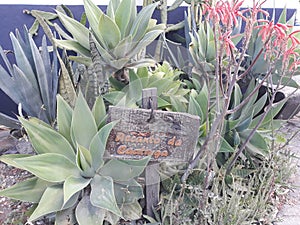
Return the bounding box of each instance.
[129,2,159,42]
[121,200,143,221]
[90,174,122,217]
[75,195,106,225]
[13,153,80,183]
[19,117,75,160]
[98,14,121,49]
[188,95,202,117]
[71,92,98,149]
[100,157,150,182]
[92,96,107,129]
[115,0,133,38]
[114,179,144,205]
[0,154,31,170]
[29,184,64,222]
[55,39,91,57]
[239,130,268,156]
[63,176,91,206]
[76,145,94,176]
[0,177,52,203]
[57,94,74,145]
[19,117,75,159]
[56,10,90,50]
[89,120,119,171]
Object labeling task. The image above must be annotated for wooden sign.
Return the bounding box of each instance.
[106,106,200,162]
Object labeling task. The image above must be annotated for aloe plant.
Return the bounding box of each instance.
[0,27,58,126]
[241,7,300,88]
[0,93,150,224]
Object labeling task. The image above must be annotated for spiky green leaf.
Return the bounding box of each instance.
[129,3,158,42]
[55,39,91,57]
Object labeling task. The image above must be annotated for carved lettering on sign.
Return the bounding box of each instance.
[106,106,200,162]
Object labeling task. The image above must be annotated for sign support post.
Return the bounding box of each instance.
[142,88,159,217]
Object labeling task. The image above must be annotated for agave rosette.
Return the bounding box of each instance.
[0,93,150,224]
[54,0,165,71]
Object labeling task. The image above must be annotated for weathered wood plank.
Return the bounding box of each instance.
[106,107,200,162]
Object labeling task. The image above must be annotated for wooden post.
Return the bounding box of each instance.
[142,88,159,217]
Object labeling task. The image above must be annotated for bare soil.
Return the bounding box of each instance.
[0,129,51,225]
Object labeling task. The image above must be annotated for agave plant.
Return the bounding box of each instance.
[0,93,150,224]
[52,0,164,80]
[104,62,189,111]
[0,27,58,126]
[219,79,286,168]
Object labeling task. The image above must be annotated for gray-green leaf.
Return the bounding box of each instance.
[14,153,80,183]
[75,195,106,225]
[90,174,122,217]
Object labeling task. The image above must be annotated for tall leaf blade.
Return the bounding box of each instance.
[115,0,132,38]
[129,3,158,42]
[188,95,202,117]
[30,37,51,121]
[83,0,106,46]
[0,66,40,118]
[92,96,107,129]
[126,29,164,59]
[98,14,121,49]
[89,120,119,171]
[71,92,98,149]
[0,45,13,74]
[125,0,137,36]
[10,32,37,88]
[76,144,94,176]
[57,95,74,144]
